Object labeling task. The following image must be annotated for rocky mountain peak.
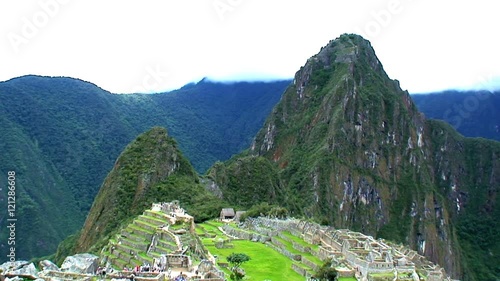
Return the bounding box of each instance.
[215,34,500,279]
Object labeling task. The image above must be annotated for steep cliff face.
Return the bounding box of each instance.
[210,34,499,280]
[75,127,199,253]
[427,120,500,280]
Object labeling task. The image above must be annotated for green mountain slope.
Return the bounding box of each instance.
[412,90,500,141]
[0,115,82,260]
[73,127,222,255]
[209,34,500,280]
[0,77,287,261]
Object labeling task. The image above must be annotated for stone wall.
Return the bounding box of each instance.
[221,225,269,243]
[301,257,319,271]
[292,241,311,254]
[291,263,307,277]
[266,241,301,261]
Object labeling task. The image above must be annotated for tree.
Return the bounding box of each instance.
[313,259,338,281]
[226,253,251,281]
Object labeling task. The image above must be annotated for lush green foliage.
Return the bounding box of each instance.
[227,253,251,281]
[239,202,288,221]
[457,215,500,280]
[313,259,338,281]
[211,34,500,280]
[208,156,285,209]
[0,115,82,260]
[0,76,288,261]
[71,127,224,256]
[413,91,500,141]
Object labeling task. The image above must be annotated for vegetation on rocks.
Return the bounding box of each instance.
[0,77,288,261]
[64,127,223,261]
[209,34,500,280]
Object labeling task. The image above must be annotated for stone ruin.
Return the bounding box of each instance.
[229,217,457,281]
[151,201,195,235]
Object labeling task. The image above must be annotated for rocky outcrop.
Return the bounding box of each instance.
[211,34,500,279]
[0,261,38,279]
[60,253,99,274]
[39,260,59,272]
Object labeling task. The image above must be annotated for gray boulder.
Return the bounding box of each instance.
[61,253,99,274]
[0,261,38,279]
[38,260,59,271]
[5,277,23,281]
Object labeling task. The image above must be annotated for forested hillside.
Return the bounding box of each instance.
[413,91,500,141]
[0,76,288,260]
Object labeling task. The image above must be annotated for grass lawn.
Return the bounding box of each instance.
[273,236,323,266]
[204,239,304,281]
[338,277,357,281]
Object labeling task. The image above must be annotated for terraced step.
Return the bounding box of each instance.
[112,256,133,269]
[291,261,314,278]
[121,236,149,249]
[139,214,169,226]
[130,258,142,267]
[113,252,133,265]
[127,223,155,238]
[144,210,171,221]
[121,231,150,244]
[115,242,141,256]
[156,239,177,251]
[137,252,154,265]
[133,220,159,232]
[151,243,175,255]
[157,230,177,243]
[149,251,162,259]
[102,251,119,267]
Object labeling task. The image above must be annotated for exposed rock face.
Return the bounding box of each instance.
[0,261,38,278]
[4,277,23,281]
[209,34,500,279]
[60,253,99,274]
[39,260,59,271]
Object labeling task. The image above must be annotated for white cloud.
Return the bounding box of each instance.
[1,0,499,93]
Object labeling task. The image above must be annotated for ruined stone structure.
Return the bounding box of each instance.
[232,217,457,281]
[100,201,223,281]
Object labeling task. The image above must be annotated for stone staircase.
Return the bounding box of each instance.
[101,210,181,269]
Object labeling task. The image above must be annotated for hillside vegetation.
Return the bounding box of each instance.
[413,90,500,141]
[0,77,288,261]
[209,34,500,280]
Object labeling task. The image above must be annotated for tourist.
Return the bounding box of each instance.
[174,272,186,281]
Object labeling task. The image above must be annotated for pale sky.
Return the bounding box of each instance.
[1,0,499,94]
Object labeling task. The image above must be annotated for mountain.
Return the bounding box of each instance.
[208,34,500,280]
[0,76,288,261]
[73,127,222,255]
[0,116,82,260]
[412,90,500,141]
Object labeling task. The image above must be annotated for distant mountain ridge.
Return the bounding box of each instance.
[0,76,289,261]
[412,90,500,141]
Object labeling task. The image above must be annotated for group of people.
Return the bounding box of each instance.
[122,263,164,273]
